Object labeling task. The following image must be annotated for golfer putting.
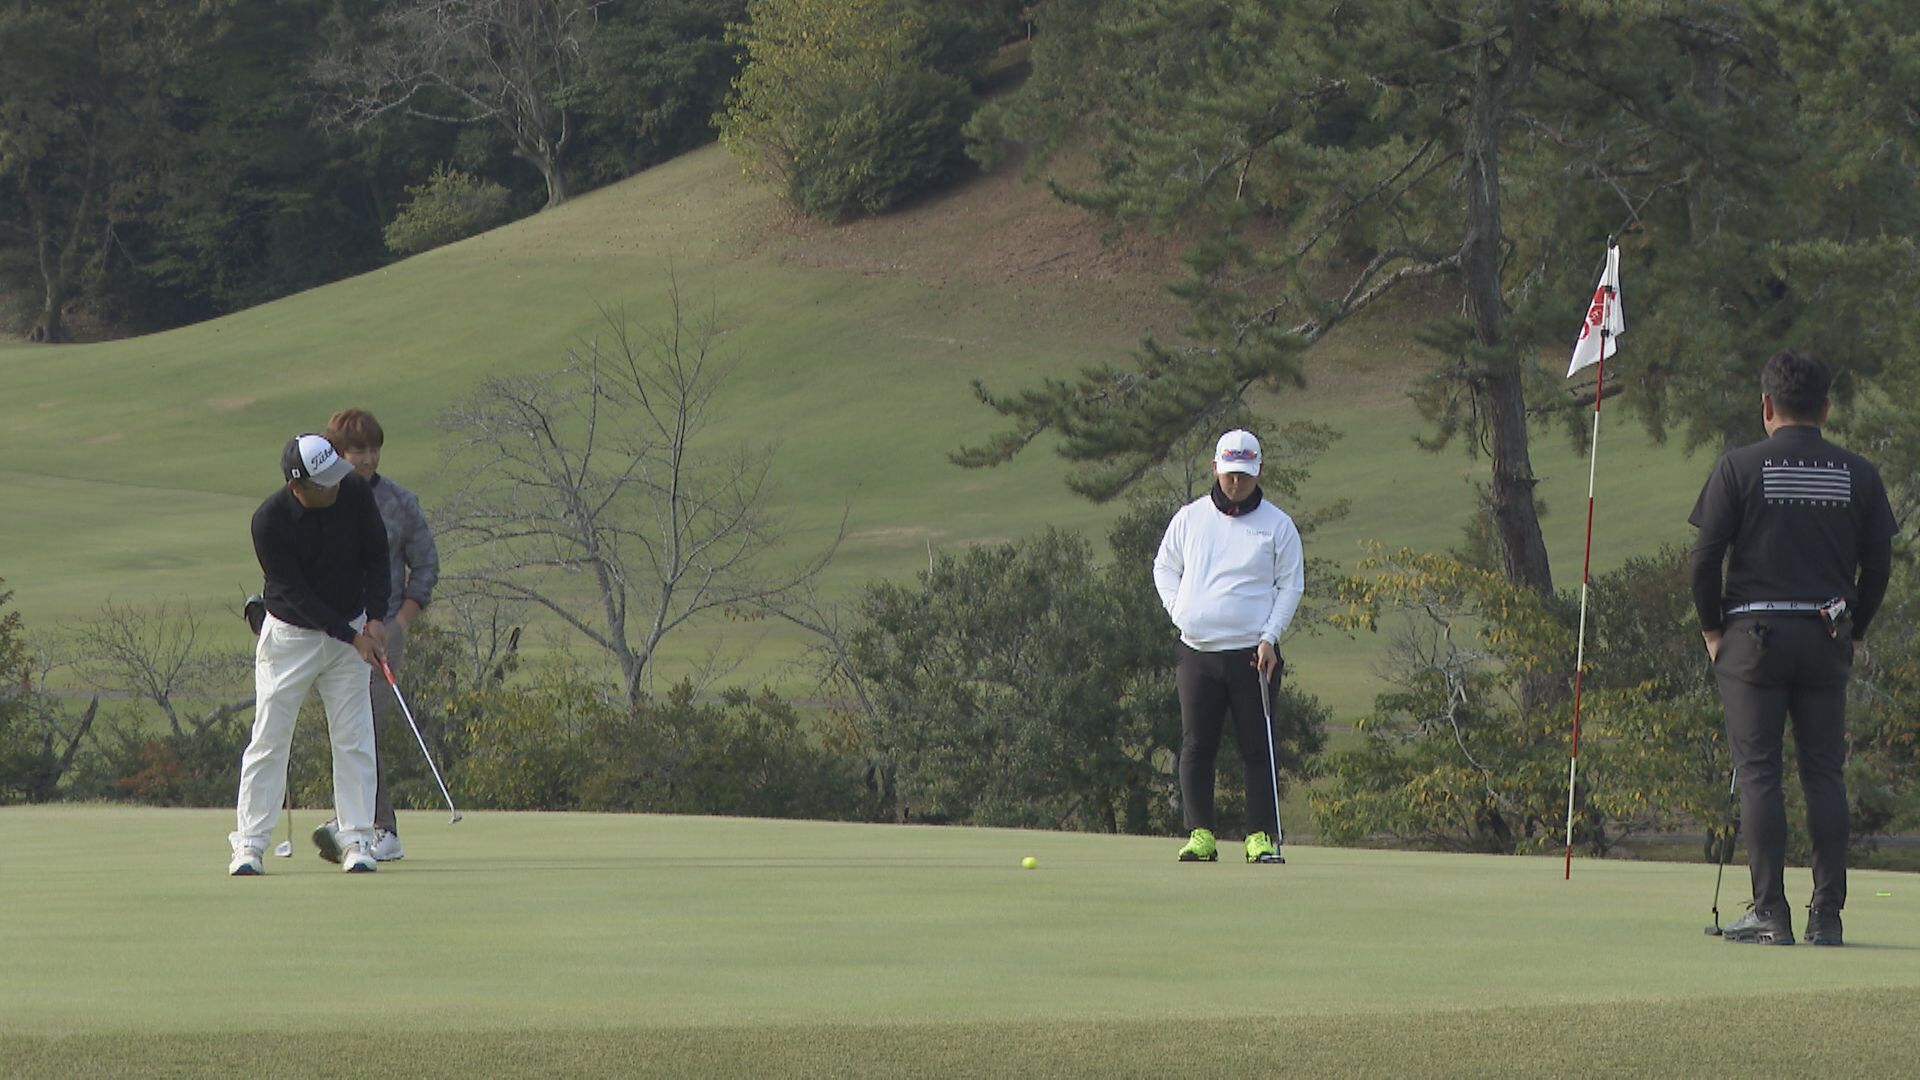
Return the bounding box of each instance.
[228,434,391,876]
[1153,430,1305,864]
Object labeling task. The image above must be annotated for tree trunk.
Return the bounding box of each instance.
[542,158,568,208]
[27,188,71,344]
[30,281,68,344]
[1458,0,1552,596]
[1484,368,1553,593]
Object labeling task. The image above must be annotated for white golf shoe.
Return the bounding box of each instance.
[371,829,405,862]
[341,841,378,873]
[228,847,264,876]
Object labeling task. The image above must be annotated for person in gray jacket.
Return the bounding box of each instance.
[311,408,440,863]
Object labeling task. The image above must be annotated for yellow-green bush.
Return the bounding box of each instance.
[382,167,515,256]
[719,0,974,220]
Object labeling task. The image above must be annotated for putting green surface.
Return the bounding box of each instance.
[4,806,1917,1076]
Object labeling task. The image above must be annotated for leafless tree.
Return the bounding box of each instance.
[432,587,526,688]
[310,0,605,207]
[437,289,840,708]
[64,598,252,739]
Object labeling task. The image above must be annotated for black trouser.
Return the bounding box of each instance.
[1713,614,1852,913]
[368,619,407,835]
[1176,642,1283,839]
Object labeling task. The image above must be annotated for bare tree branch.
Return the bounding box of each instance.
[309,0,605,207]
[437,288,839,707]
[64,598,250,739]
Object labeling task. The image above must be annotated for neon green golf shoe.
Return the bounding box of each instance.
[1245,831,1286,864]
[1177,828,1218,862]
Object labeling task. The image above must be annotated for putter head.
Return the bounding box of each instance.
[450,810,465,824]
[273,841,294,858]
[1705,925,1722,936]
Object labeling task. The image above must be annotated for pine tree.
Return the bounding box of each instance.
[961,0,1920,595]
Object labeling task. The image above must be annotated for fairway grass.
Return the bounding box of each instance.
[5,806,1917,1076]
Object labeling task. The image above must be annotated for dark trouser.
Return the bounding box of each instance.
[1713,615,1852,914]
[369,619,407,835]
[1176,642,1283,839]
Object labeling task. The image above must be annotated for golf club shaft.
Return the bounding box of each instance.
[276,788,295,856]
[1709,766,1738,928]
[1258,667,1283,844]
[381,658,463,823]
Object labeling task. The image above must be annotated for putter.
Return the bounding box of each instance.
[381,657,464,824]
[1255,667,1287,865]
[274,790,295,857]
[1705,766,1739,936]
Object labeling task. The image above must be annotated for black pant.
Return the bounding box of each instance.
[1176,642,1283,838]
[369,620,407,835]
[1713,615,1852,913]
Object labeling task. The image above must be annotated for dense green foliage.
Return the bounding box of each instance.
[962,0,1920,597]
[0,0,747,339]
[718,0,992,220]
[786,66,974,220]
[382,168,515,256]
[1318,544,1918,859]
[0,583,32,802]
[849,518,1326,834]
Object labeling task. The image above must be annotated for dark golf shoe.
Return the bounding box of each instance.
[311,821,344,864]
[1721,906,1794,945]
[1805,908,1844,947]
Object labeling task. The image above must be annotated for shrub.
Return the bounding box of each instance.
[451,663,609,811]
[720,0,976,220]
[382,167,514,256]
[788,67,973,220]
[578,682,872,820]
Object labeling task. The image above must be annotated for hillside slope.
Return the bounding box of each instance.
[0,143,1705,716]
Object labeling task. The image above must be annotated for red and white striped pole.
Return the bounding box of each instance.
[1564,239,1622,880]
[1564,344,1606,879]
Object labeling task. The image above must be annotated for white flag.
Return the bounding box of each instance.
[1567,243,1624,377]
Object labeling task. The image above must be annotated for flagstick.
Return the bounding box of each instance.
[1563,336,1607,880]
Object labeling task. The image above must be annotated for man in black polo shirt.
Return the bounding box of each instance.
[1689,349,1896,945]
[228,434,391,876]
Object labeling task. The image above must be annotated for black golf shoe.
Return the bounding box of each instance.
[1721,906,1794,945]
[1805,908,1844,947]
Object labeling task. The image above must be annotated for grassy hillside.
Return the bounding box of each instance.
[0,143,1708,720]
[3,806,1918,1077]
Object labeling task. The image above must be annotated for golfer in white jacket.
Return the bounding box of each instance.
[1153,429,1304,864]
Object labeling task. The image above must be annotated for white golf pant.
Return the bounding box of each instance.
[230,613,378,854]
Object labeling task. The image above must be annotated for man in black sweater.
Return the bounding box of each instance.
[1689,349,1896,945]
[228,434,390,876]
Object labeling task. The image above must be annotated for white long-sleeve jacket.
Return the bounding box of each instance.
[1153,492,1304,651]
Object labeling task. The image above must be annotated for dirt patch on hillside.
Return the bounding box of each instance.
[744,145,1193,336]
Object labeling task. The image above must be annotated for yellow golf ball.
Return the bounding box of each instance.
[1021,856,1038,870]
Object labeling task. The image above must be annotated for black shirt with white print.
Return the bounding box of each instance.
[1688,425,1896,637]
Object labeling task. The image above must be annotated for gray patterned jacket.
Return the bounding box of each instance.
[368,473,439,620]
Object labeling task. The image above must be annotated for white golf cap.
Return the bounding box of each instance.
[1214,429,1261,476]
[281,434,353,487]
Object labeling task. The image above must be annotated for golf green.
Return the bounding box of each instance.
[4,806,1916,1076]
